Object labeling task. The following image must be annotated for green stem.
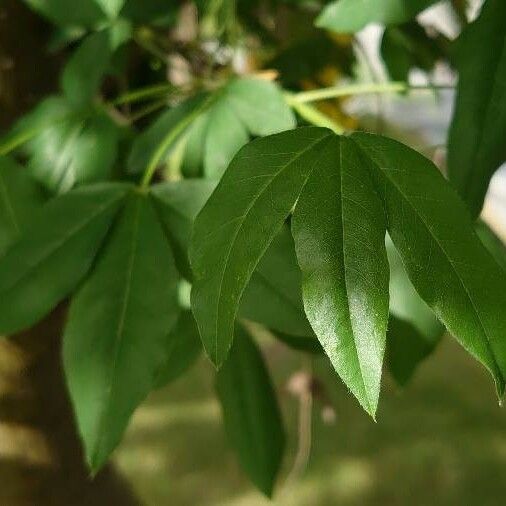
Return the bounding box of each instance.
[284,94,344,134]
[291,82,454,104]
[139,96,214,190]
[129,98,168,123]
[112,83,174,106]
[133,29,167,61]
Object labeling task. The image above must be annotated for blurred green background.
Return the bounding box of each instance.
[115,336,506,505]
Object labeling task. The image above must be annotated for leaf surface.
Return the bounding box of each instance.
[292,136,389,416]
[64,191,179,471]
[216,326,285,496]
[0,183,129,334]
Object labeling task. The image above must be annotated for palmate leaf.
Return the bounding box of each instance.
[0,156,46,255]
[447,0,506,218]
[216,325,285,497]
[127,78,295,178]
[0,182,129,335]
[317,0,439,34]
[191,127,506,415]
[64,190,179,471]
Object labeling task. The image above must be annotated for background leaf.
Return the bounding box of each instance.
[94,0,125,18]
[23,0,105,27]
[386,236,445,386]
[13,96,120,193]
[292,136,389,416]
[216,325,285,497]
[317,0,439,33]
[0,183,128,335]
[447,0,506,218]
[64,191,179,472]
[154,311,202,389]
[353,132,506,396]
[0,156,46,255]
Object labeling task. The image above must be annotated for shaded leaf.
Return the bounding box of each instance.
[216,325,285,496]
[0,156,46,255]
[64,191,179,471]
[447,0,506,217]
[151,179,216,278]
[240,225,314,338]
[475,221,506,272]
[353,132,506,396]
[94,0,125,18]
[190,127,332,367]
[154,311,202,389]
[292,136,389,416]
[386,236,444,385]
[0,183,129,335]
[23,0,105,27]
[317,0,438,33]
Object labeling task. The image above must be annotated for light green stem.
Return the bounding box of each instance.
[291,82,454,104]
[112,83,173,106]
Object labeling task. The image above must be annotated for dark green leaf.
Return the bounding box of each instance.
[23,0,105,27]
[271,330,323,354]
[216,325,285,496]
[0,183,129,335]
[151,179,216,278]
[190,127,332,367]
[240,225,314,338]
[64,191,179,471]
[353,132,506,396]
[292,136,389,416]
[447,0,506,217]
[0,157,46,255]
[317,0,439,33]
[13,96,120,193]
[154,311,202,389]
[381,22,448,82]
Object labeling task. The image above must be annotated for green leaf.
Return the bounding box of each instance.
[12,96,120,193]
[154,311,202,389]
[387,315,438,386]
[204,100,249,179]
[0,157,46,255]
[0,183,129,335]
[381,22,448,82]
[292,136,389,416]
[23,0,105,27]
[216,325,285,496]
[190,127,332,367]
[151,179,216,278]
[317,0,439,33]
[128,78,295,178]
[61,30,111,106]
[94,0,125,18]
[353,132,506,396]
[64,191,179,472]
[475,221,506,272]
[386,236,444,385]
[240,225,314,338]
[447,0,506,217]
